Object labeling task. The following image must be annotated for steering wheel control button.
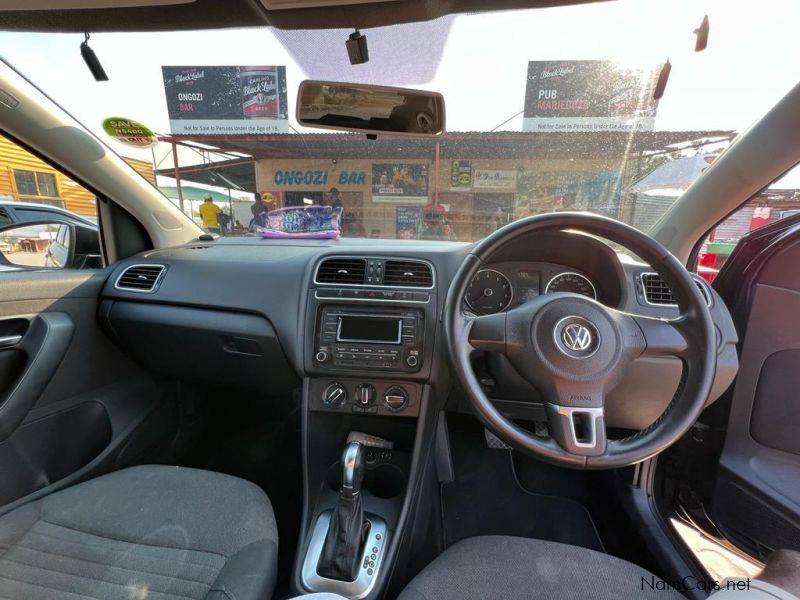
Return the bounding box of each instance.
[384,386,409,412]
[322,382,347,409]
[553,316,600,358]
[356,383,376,407]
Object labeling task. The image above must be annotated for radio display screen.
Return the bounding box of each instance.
[337,315,402,344]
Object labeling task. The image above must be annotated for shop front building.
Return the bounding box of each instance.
[256,155,636,241]
[163,130,737,241]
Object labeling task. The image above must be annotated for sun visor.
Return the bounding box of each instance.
[261,0,397,9]
[0,0,193,8]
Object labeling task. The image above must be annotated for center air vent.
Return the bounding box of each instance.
[115,264,166,293]
[383,260,433,288]
[316,258,366,284]
[640,272,711,306]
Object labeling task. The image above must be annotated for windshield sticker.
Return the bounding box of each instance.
[102,117,157,148]
[523,60,660,132]
[161,66,288,135]
[0,88,19,109]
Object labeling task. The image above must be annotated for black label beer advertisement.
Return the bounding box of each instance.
[162,66,288,134]
[523,60,659,132]
[372,163,429,203]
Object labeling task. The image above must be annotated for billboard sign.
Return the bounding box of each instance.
[372,163,429,203]
[450,160,472,190]
[473,169,517,190]
[396,206,422,239]
[523,60,658,132]
[162,66,288,135]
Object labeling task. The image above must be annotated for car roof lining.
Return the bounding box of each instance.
[0,0,607,33]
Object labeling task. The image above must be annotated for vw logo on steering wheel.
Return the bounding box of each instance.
[561,323,593,351]
[554,317,599,358]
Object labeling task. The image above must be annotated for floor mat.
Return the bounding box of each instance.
[441,420,604,552]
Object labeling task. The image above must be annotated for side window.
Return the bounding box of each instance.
[35,172,58,198]
[697,163,800,283]
[12,169,62,202]
[13,170,39,197]
[1,134,104,271]
[13,208,77,225]
[2,134,99,220]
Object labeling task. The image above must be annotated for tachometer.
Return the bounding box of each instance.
[545,272,597,299]
[465,269,513,315]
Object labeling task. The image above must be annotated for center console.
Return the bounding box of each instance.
[314,306,425,373]
[293,256,439,599]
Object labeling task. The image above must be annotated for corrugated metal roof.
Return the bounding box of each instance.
[159,130,735,161]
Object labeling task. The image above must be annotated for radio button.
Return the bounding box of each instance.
[405,355,419,368]
[315,350,329,363]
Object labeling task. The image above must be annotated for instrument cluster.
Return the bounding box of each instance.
[464,261,599,315]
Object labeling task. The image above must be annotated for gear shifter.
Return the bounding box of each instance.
[317,441,369,581]
[341,441,365,499]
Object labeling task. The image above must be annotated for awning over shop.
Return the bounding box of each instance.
[631,154,718,194]
[158,185,235,203]
[156,157,256,192]
[159,130,736,162]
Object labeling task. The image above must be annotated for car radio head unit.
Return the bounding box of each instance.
[336,315,402,345]
[315,306,423,372]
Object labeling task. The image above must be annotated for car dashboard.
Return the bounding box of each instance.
[97,230,738,432]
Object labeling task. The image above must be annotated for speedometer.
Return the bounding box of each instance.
[545,272,597,299]
[465,269,513,315]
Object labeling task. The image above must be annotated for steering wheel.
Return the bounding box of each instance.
[444,213,717,469]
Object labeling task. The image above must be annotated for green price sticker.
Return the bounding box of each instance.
[102,117,157,148]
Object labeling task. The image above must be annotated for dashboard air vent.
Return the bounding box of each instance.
[383,260,433,288]
[115,264,166,293]
[316,258,366,284]
[641,272,711,306]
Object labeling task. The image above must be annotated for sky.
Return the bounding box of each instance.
[0,0,798,172]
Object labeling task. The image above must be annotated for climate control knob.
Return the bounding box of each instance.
[323,382,347,409]
[384,386,409,412]
[356,383,377,407]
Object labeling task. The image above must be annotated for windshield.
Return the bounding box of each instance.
[0,0,798,241]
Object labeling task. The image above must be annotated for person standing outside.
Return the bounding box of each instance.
[250,192,267,229]
[329,187,343,210]
[250,192,276,230]
[198,194,223,234]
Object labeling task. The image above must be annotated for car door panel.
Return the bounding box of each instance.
[0,312,74,441]
[0,269,178,512]
[713,225,800,557]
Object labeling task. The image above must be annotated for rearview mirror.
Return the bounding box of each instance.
[297,80,445,137]
[0,221,101,270]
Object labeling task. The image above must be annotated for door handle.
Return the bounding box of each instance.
[0,334,22,350]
